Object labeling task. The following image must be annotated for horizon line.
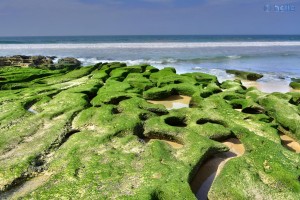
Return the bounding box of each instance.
[1,34,300,38]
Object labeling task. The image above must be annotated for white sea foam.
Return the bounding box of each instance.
[227,55,242,59]
[53,57,60,64]
[77,58,178,66]
[75,57,296,83]
[1,41,300,50]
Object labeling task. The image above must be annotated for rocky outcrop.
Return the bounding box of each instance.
[290,78,300,89]
[0,56,82,70]
[0,55,55,68]
[290,82,300,89]
[56,57,81,69]
[226,69,263,81]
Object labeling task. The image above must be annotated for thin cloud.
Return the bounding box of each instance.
[143,0,173,2]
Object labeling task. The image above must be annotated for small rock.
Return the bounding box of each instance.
[226,69,263,81]
[56,57,81,69]
[290,82,300,90]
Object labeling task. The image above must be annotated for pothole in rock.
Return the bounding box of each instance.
[242,107,264,114]
[190,138,245,200]
[231,103,243,110]
[25,101,39,114]
[108,96,132,105]
[138,113,150,121]
[164,116,187,127]
[200,92,213,98]
[223,95,244,101]
[148,95,191,110]
[196,118,227,127]
[111,107,121,114]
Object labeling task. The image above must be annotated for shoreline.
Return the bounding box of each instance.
[241,79,299,93]
[1,54,299,94]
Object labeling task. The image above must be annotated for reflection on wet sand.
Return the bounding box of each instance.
[27,107,38,114]
[148,95,191,110]
[190,138,245,200]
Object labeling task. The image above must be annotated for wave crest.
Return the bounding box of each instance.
[1,41,300,50]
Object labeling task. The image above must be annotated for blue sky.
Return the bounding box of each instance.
[0,0,299,36]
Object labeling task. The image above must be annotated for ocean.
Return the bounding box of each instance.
[1,35,300,91]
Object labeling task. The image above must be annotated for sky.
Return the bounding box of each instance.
[0,0,299,36]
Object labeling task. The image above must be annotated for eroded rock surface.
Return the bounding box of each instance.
[0,56,81,70]
[0,62,299,200]
[0,55,54,68]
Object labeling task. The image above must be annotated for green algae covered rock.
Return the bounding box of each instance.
[143,86,172,100]
[221,79,246,92]
[0,62,300,200]
[209,127,300,200]
[290,81,300,89]
[56,57,81,69]
[259,94,300,141]
[226,69,264,81]
[124,73,155,90]
[182,72,219,85]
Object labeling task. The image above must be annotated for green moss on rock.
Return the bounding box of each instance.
[290,81,300,89]
[226,69,264,81]
[209,127,300,200]
[124,73,155,91]
[259,94,300,141]
[1,63,300,200]
[182,72,219,86]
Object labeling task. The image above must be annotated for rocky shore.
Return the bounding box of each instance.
[0,55,81,69]
[0,60,299,199]
[290,78,300,90]
[225,69,263,81]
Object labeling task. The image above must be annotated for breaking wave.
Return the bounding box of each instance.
[75,53,296,66]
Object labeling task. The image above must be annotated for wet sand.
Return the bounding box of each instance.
[222,138,245,155]
[148,95,191,110]
[144,138,183,149]
[280,134,300,153]
[242,80,298,93]
[190,138,245,200]
[163,140,183,149]
[234,109,242,112]
[0,172,52,200]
